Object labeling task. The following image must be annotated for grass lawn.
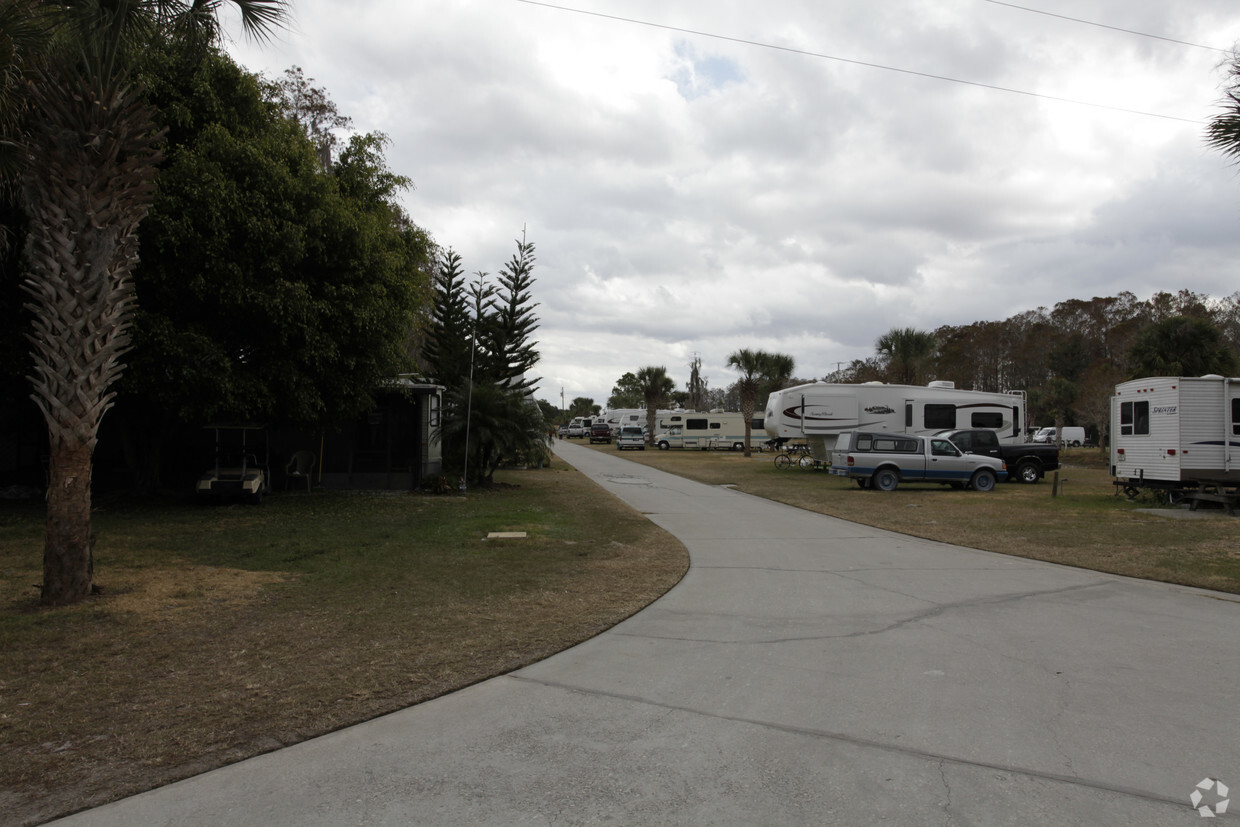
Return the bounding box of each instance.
[583,440,1240,593]
[0,463,688,826]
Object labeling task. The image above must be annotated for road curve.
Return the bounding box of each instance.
[55,439,1240,825]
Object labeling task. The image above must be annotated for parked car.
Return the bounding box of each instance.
[616,425,646,451]
[557,424,569,438]
[829,430,1007,491]
[589,422,613,444]
[1032,426,1086,447]
[567,424,586,438]
[934,428,1059,484]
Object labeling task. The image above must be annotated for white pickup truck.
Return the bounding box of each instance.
[829,431,1007,491]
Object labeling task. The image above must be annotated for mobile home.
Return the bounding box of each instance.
[764,381,1027,461]
[1110,375,1240,485]
[653,411,765,451]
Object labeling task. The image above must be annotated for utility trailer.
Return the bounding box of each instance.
[1110,375,1240,511]
[764,380,1027,463]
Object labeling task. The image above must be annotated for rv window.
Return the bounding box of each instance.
[685,418,708,431]
[1232,398,1239,436]
[971,412,1003,429]
[924,404,956,429]
[1120,401,1149,436]
[905,404,913,428]
[752,416,764,430]
[710,422,722,430]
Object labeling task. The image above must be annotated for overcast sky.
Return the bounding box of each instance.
[226,0,1240,409]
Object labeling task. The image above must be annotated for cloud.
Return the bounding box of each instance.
[226,0,1240,405]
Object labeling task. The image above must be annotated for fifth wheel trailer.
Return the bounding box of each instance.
[764,380,1027,462]
[1110,375,1240,487]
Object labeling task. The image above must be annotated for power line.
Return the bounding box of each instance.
[512,0,1206,125]
[979,0,1230,54]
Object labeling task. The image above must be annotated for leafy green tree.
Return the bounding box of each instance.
[6,0,286,606]
[122,49,431,432]
[727,348,795,456]
[636,366,675,438]
[608,371,643,409]
[875,327,935,385]
[1126,316,1238,378]
[568,397,596,418]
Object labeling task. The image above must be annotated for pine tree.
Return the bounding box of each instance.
[487,239,540,394]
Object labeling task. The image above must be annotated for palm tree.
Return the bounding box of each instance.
[875,327,936,385]
[7,0,287,606]
[727,348,795,457]
[636,365,675,441]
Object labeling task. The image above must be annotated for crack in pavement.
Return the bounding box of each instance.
[610,581,1111,646]
[507,674,1189,814]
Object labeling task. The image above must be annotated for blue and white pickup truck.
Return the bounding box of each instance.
[829,431,1007,491]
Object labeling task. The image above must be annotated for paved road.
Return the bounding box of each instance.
[58,440,1239,825]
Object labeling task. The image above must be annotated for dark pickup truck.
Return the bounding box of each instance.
[588,422,613,444]
[934,429,1059,484]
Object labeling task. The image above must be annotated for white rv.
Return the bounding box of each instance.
[653,412,766,451]
[1110,375,1240,486]
[764,381,1027,461]
[603,408,679,430]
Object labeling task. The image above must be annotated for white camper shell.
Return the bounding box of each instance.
[764,381,1027,462]
[654,411,765,451]
[1110,375,1240,486]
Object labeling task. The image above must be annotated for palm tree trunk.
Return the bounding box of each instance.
[42,440,95,605]
[20,69,160,605]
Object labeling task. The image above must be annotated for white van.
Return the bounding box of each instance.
[1032,426,1086,447]
[616,425,646,451]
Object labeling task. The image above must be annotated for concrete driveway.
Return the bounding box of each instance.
[57,440,1239,825]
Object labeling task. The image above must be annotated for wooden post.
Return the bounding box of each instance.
[1052,470,1060,497]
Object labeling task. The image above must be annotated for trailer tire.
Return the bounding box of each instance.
[970,468,998,492]
[871,468,900,491]
[1015,460,1041,484]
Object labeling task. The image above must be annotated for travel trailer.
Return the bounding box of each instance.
[653,412,765,451]
[764,381,1027,461]
[1110,375,1240,486]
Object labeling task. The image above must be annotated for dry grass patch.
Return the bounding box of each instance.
[0,464,687,826]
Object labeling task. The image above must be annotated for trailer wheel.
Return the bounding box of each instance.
[1015,460,1041,484]
[969,468,997,492]
[871,468,900,491]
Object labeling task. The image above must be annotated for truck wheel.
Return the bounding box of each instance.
[970,468,997,492]
[658,441,669,450]
[871,468,900,491]
[1015,460,1040,484]
[1070,440,1082,448]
